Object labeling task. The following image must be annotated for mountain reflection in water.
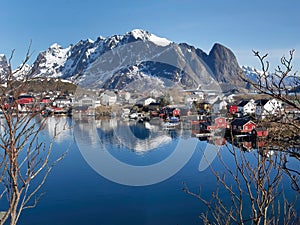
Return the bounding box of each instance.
[91,118,180,154]
[12,116,298,225]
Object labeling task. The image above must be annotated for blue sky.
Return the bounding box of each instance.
[1,0,300,70]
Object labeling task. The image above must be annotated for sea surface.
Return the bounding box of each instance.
[5,116,298,225]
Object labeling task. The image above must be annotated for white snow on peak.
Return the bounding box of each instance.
[148,33,171,46]
[50,43,62,49]
[34,44,72,78]
[0,54,5,58]
[87,38,94,43]
[97,35,105,41]
[46,44,70,59]
[128,29,171,46]
[13,64,32,80]
[129,29,148,39]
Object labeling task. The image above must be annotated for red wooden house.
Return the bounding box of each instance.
[229,105,238,114]
[159,107,180,119]
[231,117,256,133]
[41,96,52,103]
[199,121,215,131]
[16,94,35,105]
[252,127,268,137]
[173,108,180,117]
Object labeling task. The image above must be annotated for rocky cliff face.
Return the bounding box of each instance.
[203,43,246,91]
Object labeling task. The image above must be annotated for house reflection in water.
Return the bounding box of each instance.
[73,117,285,159]
[207,136,226,146]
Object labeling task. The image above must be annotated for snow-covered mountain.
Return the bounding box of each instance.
[13,64,33,80]
[0,54,35,81]
[242,66,261,83]
[242,65,297,88]
[5,29,247,92]
[30,43,71,78]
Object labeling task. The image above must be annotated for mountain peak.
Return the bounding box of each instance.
[87,38,94,43]
[125,29,171,46]
[27,30,246,92]
[125,29,150,42]
[210,43,231,55]
[49,43,62,49]
[205,43,246,90]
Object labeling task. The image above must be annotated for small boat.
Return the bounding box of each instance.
[41,108,53,117]
[163,117,180,130]
[129,112,141,120]
[163,122,179,130]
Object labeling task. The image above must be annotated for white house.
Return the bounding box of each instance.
[225,94,236,103]
[255,99,283,119]
[184,93,199,105]
[212,98,228,113]
[137,97,156,106]
[77,96,95,107]
[238,99,256,115]
[100,91,117,106]
[53,95,72,108]
[194,91,205,100]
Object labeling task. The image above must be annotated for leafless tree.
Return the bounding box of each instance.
[242,50,300,154]
[241,50,300,192]
[0,46,68,225]
[184,140,299,224]
[247,50,300,111]
[184,51,300,224]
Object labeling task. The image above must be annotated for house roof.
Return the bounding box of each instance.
[255,99,269,106]
[231,117,255,126]
[137,97,155,104]
[149,102,160,106]
[56,95,69,100]
[238,100,250,107]
[214,99,227,105]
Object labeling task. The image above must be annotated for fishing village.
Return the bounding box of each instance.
[2,78,299,155]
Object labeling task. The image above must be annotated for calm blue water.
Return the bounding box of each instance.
[4,117,298,225]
